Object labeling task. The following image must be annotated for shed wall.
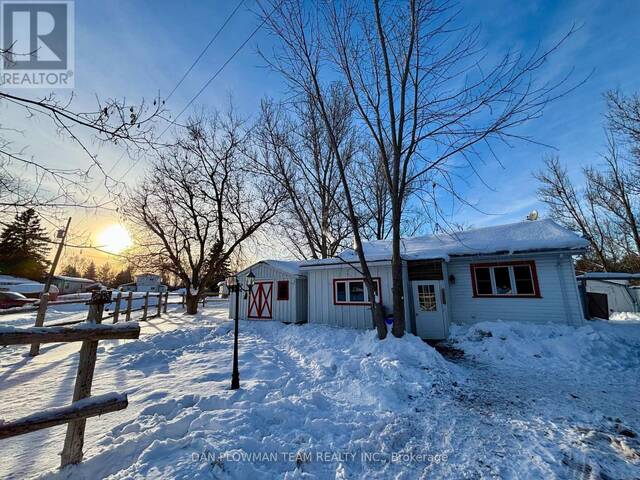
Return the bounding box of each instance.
[585,280,639,314]
[229,263,304,323]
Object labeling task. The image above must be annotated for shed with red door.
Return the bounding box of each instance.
[229,260,307,324]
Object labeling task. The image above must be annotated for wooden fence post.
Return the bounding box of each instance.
[202,295,206,307]
[112,292,122,324]
[60,291,110,467]
[142,292,149,321]
[29,292,49,356]
[125,292,133,322]
[156,292,162,317]
[163,291,169,313]
[181,293,185,308]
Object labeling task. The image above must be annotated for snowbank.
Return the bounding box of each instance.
[610,311,640,323]
[450,320,640,373]
[1,306,638,479]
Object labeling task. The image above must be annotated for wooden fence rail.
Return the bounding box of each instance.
[0,323,141,346]
[0,291,140,469]
[16,291,175,340]
[0,393,128,440]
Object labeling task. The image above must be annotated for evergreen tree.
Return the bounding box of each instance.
[113,266,134,287]
[60,264,80,277]
[97,263,113,287]
[84,261,97,280]
[0,209,50,280]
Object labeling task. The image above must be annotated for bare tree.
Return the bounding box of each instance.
[537,89,640,272]
[125,110,283,314]
[0,46,164,220]
[351,144,427,240]
[605,89,640,150]
[535,156,615,270]
[584,135,640,255]
[259,0,388,337]
[262,0,578,337]
[255,90,353,259]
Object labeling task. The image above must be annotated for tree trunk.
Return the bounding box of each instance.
[372,301,386,339]
[391,198,405,337]
[185,293,199,315]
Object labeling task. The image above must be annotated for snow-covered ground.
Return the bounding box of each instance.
[0,304,638,479]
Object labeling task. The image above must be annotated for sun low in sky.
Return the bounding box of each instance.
[97,224,133,254]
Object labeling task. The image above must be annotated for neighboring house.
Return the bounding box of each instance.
[119,274,167,293]
[230,260,307,324]
[217,281,229,298]
[229,219,588,339]
[577,272,640,319]
[52,275,97,295]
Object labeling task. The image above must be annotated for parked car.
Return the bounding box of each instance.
[0,291,37,309]
[0,283,59,301]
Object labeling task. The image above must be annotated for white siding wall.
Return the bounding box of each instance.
[305,262,394,329]
[448,252,584,326]
[229,263,304,323]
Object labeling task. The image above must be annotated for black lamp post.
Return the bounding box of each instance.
[226,270,255,390]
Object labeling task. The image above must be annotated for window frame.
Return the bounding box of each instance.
[333,277,382,305]
[276,280,289,301]
[470,261,541,298]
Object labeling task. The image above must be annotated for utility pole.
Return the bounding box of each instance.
[44,217,71,293]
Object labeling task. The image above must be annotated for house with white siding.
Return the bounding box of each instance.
[230,219,588,339]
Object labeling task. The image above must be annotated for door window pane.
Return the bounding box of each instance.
[417,284,437,311]
[474,267,493,295]
[349,281,365,302]
[493,267,512,294]
[514,265,535,294]
[336,282,346,302]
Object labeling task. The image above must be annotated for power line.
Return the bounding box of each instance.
[118,1,282,182]
[93,1,247,204]
[165,0,245,103]
[165,3,280,133]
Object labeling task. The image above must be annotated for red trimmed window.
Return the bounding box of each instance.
[333,278,381,305]
[470,261,540,298]
[276,281,289,301]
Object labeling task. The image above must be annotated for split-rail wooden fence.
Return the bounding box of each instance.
[0,290,225,469]
[0,291,140,468]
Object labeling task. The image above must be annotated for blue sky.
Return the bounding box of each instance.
[5,0,640,255]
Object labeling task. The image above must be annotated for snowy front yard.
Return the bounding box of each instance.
[1,304,639,479]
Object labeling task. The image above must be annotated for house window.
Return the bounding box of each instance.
[277,281,289,301]
[333,278,381,305]
[470,261,540,298]
[417,284,437,311]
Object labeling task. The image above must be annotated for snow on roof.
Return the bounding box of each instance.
[239,259,304,276]
[577,272,640,280]
[0,275,33,284]
[265,260,304,275]
[53,275,95,283]
[301,219,589,266]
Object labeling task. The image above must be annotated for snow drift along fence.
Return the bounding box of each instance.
[0,291,140,469]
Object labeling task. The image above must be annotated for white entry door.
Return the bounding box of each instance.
[412,281,446,339]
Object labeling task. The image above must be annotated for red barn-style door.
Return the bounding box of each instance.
[248,281,273,319]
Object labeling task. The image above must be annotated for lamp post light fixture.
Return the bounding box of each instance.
[226,270,255,390]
